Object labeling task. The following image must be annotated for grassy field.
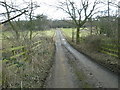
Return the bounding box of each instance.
[1,29,55,88]
[62,28,90,38]
[2,29,54,47]
[62,28,91,42]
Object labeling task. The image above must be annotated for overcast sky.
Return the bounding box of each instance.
[0,0,119,21]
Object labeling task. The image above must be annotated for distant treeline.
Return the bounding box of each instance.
[51,20,76,28]
[4,20,76,31]
[3,14,118,38]
[3,15,76,31]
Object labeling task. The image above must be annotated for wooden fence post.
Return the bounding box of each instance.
[118,2,120,59]
[22,46,25,57]
[72,29,75,42]
[11,46,15,56]
[118,18,120,59]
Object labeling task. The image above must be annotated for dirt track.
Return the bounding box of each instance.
[45,29,79,88]
[45,29,119,88]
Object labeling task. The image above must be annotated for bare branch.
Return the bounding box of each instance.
[57,0,99,28]
[1,10,27,24]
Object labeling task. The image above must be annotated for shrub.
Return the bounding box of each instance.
[84,35,106,50]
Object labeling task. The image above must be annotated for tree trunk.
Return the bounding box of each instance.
[90,20,92,35]
[96,26,98,35]
[76,27,80,43]
[30,30,32,40]
[72,29,74,42]
[9,21,19,39]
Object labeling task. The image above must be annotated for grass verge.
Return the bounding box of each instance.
[2,29,55,88]
[62,28,119,75]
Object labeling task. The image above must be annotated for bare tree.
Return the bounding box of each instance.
[25,0,40,40]
[0,0,29,39]
[0,0,39,40]
[58,0,99,43]
[0,1,28,24]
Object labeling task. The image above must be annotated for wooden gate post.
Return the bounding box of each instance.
[118,2,120,59]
